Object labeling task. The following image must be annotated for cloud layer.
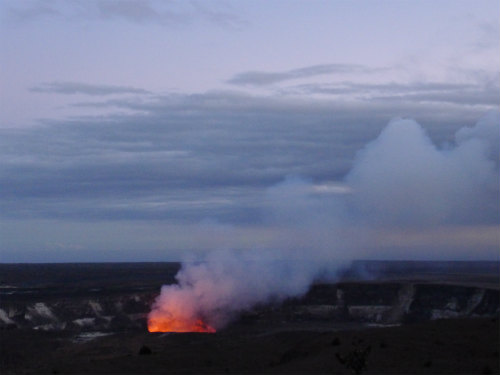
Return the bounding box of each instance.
[8,0,245,29]
[227,64,378,86]
[1,65,498,261]
[30,82,150,96]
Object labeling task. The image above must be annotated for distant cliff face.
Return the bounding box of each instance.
[0,292,155,331]
[1,282,498,331]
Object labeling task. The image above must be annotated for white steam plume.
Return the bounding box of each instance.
[149,111,499,330]
[149,249,321,330]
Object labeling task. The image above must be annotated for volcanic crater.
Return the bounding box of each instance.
[1,261,498,374]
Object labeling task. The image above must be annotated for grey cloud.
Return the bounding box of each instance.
[70,88,491,139]
[95,0,183,25]
[371,88,499,107]
[1,90,499,265]
[6,0,184,26]
[30,82,150,96]
[297,81,475,94]
[7,0,246,29]
[0,88,495,225]
[227,64,376,86]
[8,2,59,21]
[95,0,246,28]
[286,80,500,107]
[355,82,476,92]
[190,1,248,30]
[0,93,384,223]
[471,20,500,51]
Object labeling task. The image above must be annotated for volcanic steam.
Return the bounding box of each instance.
[148,112,499,332]
[147,249,318,332]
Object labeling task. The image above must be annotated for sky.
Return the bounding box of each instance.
[0,0,499,263]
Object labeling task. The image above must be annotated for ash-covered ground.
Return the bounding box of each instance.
[1,261,499,374]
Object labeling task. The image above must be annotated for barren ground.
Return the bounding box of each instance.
[1,261,498,374]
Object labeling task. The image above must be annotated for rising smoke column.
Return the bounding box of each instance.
[148,112,500,331]
[148,249,319,331]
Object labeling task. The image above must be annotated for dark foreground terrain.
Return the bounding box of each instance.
[1,261,499,374]
[2,317,498,374]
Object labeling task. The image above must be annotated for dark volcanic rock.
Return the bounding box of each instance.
[138,345,152,355]
[0,262,498,332]
[0,261,499,374]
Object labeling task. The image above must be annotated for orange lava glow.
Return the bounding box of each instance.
[148,317,216,333]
